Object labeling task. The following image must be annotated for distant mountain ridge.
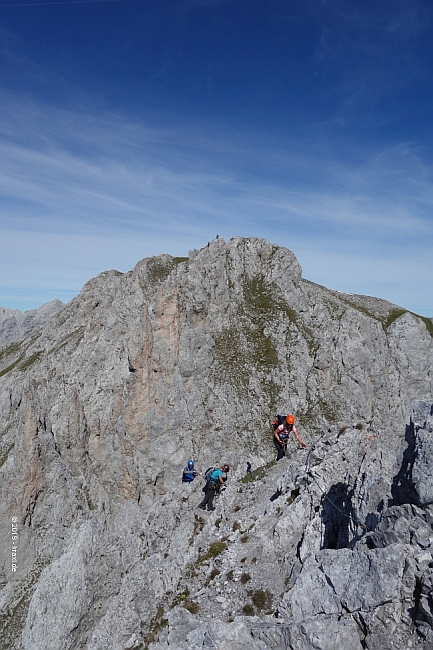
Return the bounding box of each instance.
[0,300,64,348]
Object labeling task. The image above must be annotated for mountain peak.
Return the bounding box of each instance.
[0,238,432,649]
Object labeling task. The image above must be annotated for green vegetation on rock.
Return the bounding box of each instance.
[0,341,22,362]
[0,444,14,468]
[19,351,42,371]
[241,460,275,484]
[382,309,433,338]
[382,309,407,329]
[147,256,187,284]
[415,314,433,338]
[251,589,271,610]
[196,541,227,565]
[0,559,50,649]
[337,296,379,321]
[243,275,275,311]
[50,326,85,355]
[0,341,25,377]
[183,600,200,614]
[213,273,314,446]
[205,568,220,586]
[286,487,300,505]
[0,357,23,378]
[142,605,168,648]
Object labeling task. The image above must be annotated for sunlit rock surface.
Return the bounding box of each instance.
[0,237,432,649]
[0,300,64,349]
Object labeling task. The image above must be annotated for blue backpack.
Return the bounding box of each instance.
[204,467,219,483]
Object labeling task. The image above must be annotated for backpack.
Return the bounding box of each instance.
[204,467,219,483]
[272,415,288,431]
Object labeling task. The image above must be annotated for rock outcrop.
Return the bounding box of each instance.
[0,300,64,349]
[0,237,432,649]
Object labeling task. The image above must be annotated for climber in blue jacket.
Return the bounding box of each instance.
[182,460,198,483]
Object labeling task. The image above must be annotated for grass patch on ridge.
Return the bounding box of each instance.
[0,444,14,468]
[241,460,275,484]
[196,541,227,565]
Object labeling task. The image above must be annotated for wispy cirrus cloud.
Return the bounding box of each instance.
[1,90,433,314]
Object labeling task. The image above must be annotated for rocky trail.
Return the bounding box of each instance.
[147,402,433,650]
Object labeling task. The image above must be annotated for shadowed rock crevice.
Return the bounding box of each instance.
[390,422,418,506]
[391,400,433,509]
[321,482,355,549]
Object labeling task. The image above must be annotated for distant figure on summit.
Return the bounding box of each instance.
[273,414,307,460]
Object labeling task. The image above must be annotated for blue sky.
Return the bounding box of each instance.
[0,0,432,316]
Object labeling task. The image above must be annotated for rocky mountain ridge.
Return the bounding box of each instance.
[0,300,64,349]
[0,237,433,649]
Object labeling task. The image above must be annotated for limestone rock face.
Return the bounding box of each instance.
[410,400,433,507]
[0,300,64,348]
[0,237,432,649]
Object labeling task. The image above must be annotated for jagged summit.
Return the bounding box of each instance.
[0,237,433,649]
